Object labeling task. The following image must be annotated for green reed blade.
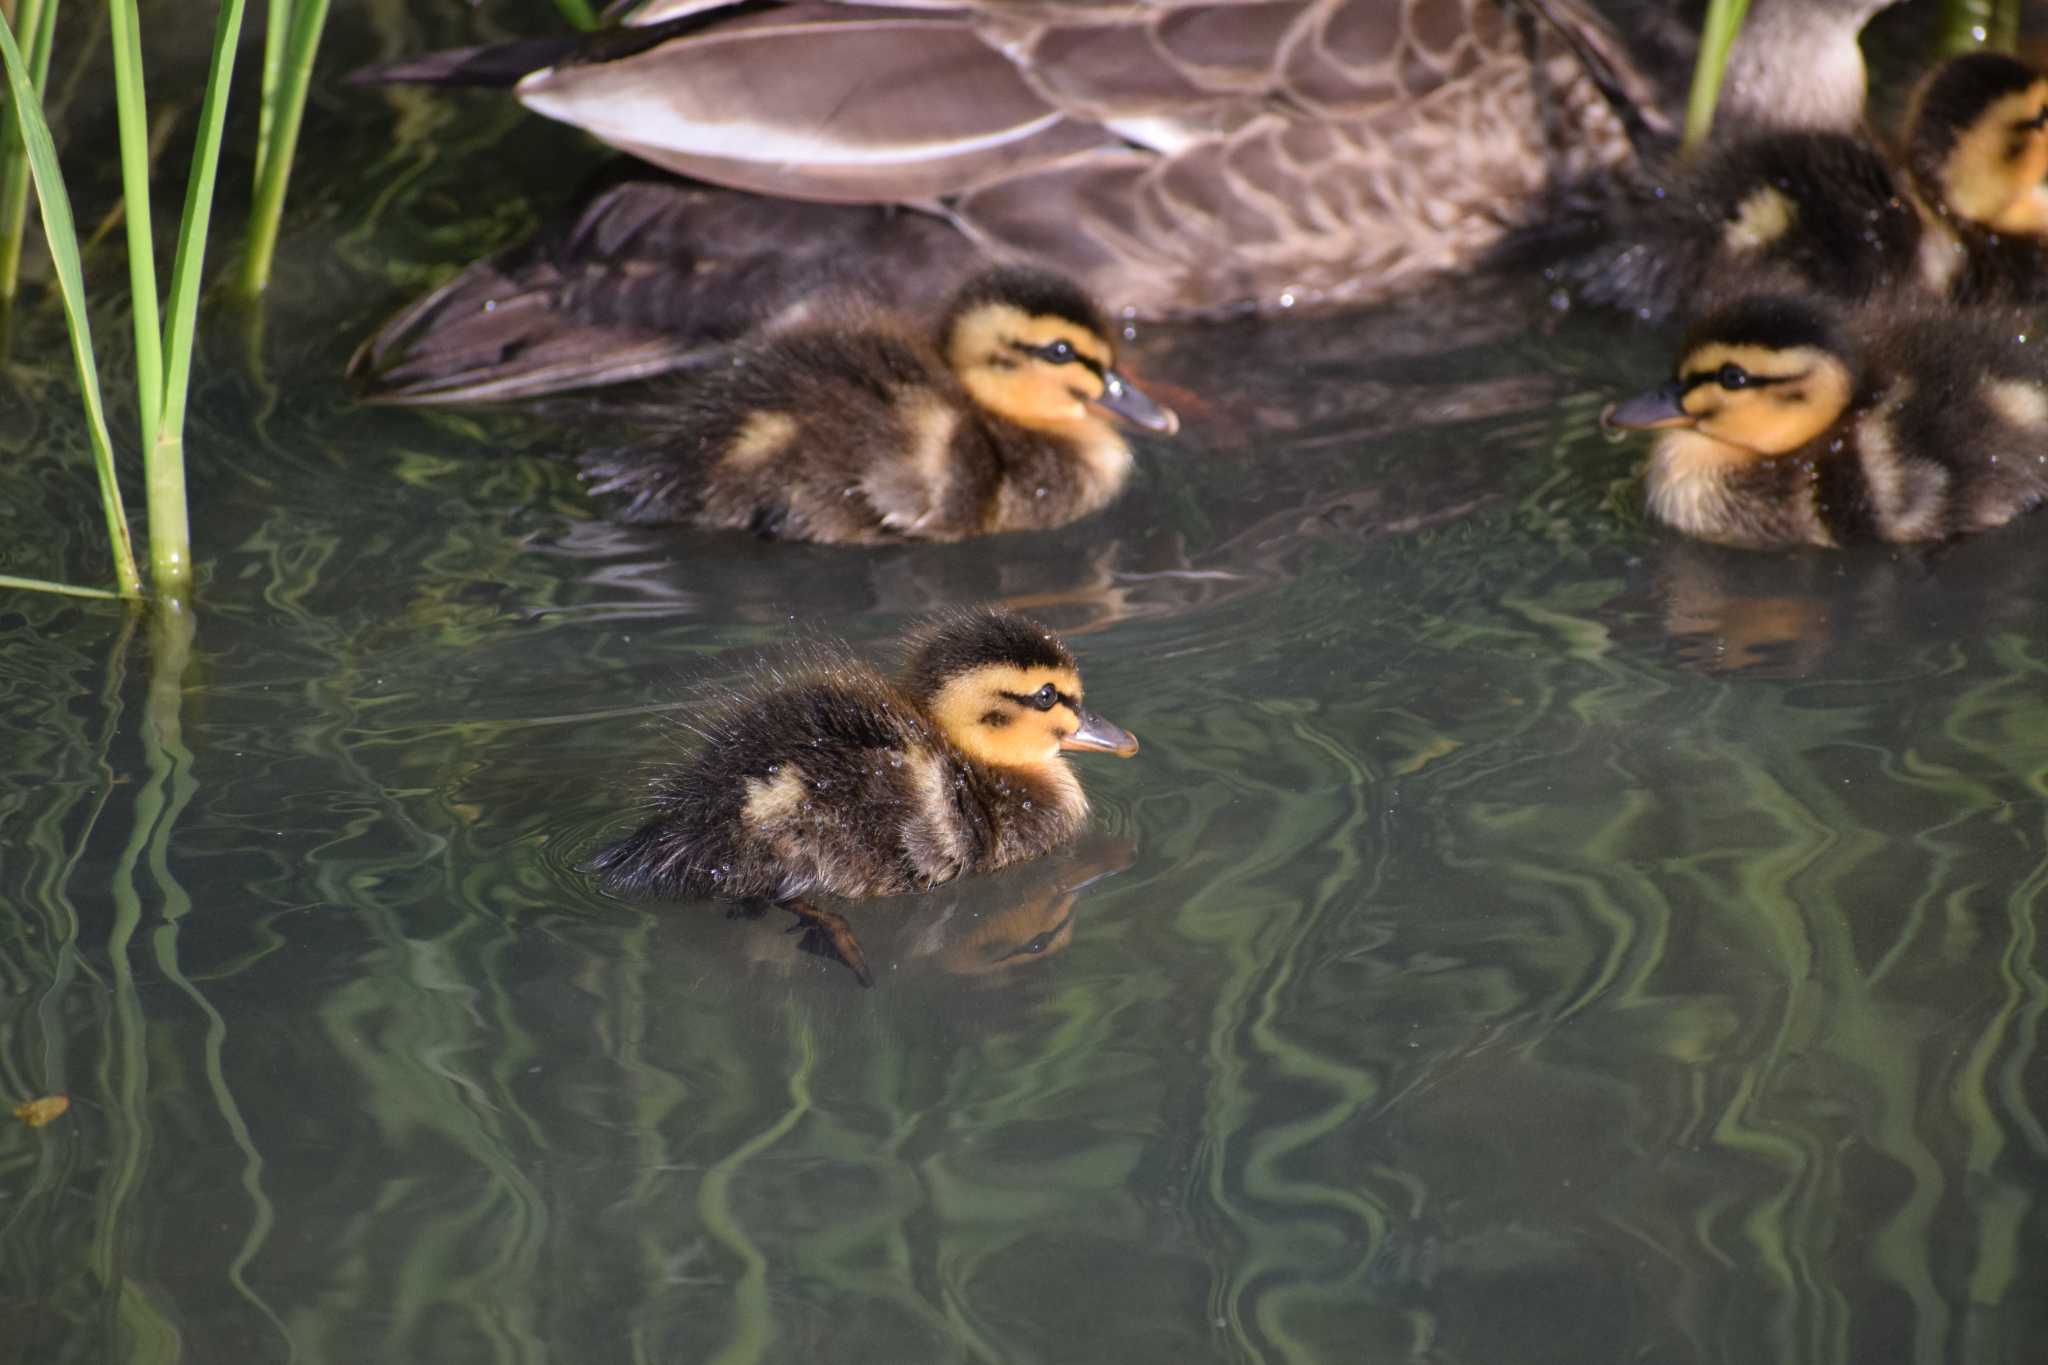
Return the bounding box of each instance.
[106,0,162,455]
[149,0,250,596]
[0,0,57,300]
[1681,0,1751,154]
[0,10,141,597]
[163,0,247,424]
[238,0,328,294]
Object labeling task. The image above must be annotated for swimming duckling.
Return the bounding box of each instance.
[1901,51,2048,302]
[1602,294,2048,550]
[579,267,1178,544]
[587,608,1139,985]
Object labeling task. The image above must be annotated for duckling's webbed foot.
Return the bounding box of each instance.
[781,897,874,988]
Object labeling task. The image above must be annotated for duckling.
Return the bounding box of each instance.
[578,267,1178,544]
[1901,51,2048,302]
[1533,49,2048,324]
[1533,127,1924,323]
[587,608,1140,985]
[1601,294,2048,550]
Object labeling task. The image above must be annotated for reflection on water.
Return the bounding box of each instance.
[2,3,2047,1363]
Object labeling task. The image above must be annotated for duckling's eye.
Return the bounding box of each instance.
[1036,340,1078,365]
[1030,683,1059,710]
[1717,363,1751,390]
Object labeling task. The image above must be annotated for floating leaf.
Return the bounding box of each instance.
[13,1094,69,1127]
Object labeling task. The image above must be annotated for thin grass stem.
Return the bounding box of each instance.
[237,0,328,295]
[1681,0,1752,154]
[146,0,249,596]
[551,0,598,29]
[0,573,123,599]
[0,0,57,300]
[0,12,140,596]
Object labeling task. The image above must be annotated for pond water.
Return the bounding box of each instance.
[4,5,2047,1363]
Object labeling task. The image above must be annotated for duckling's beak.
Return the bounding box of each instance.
[1600,381,1695,433]
[1094,369,1180,435]
[1061,707,1140,757]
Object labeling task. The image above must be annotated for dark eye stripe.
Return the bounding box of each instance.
[999,687,1079,712]
[1681,366,1808,393]
[1006,338,1105,376]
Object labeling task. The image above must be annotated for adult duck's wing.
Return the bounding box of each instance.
[516,3,1117,203]
[509,0,1669,316]
[352,176,978,404]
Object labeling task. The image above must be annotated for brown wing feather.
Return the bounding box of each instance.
[517,7,1116,204]
[353,177,979,404]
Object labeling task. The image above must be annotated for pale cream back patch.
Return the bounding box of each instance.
[1724,186,1796,253]
[1856,400,1948,541]
[722,411,799,471]
[742,765,807,828]
[1987,379,2048,429]
[907,748,970,872]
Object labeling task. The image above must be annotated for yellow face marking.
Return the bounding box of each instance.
[927,662,1087,770]
[1724,186,1796,253]
[721,411,798,471]
[1672,342,1853,456]
[1939,81,2048,233]
[949,302,1115,431]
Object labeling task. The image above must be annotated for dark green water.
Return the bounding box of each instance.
[3,5,2047,1363]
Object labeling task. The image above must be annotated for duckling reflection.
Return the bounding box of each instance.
[580,267,1178,545]
[1629,537,1841,676]
[1615,507,2048,679]
[730,834,1134,984]
[589,608,1139,985]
